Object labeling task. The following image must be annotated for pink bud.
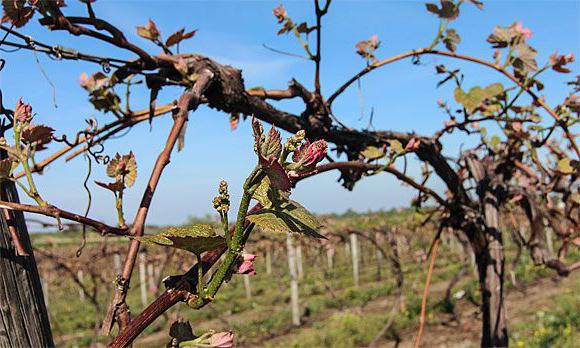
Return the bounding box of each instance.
[515,22,532,39]
[209,331,234,348]
[273,5,287,23]
[405,138,421,152]
[293,140,328,168]
[369,34,380,48]
[14,98,32,123]
[437,99,445,107]
[236,253,256,275]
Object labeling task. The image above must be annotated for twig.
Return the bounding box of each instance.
[0,199,127,236]
[105,69,214,335]
[412,236,440,348]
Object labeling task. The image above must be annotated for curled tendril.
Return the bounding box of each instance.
[101,60,111,73]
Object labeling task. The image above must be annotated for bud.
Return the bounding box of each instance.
[273,5,287,23]
[209,331,234,348]
[292,140,328,168]
[14,98,32,123]
[235,253,257,275]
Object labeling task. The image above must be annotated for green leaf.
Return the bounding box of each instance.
[388,140,404,154]
[361,146,385,160]
[489,135,501,148]
[247,200,324,238]
[483,83,504,98]
[252,176,290,209]
[557,158,574,175]
[135,225,225,255]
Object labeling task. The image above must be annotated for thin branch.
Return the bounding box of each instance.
[413,235,440,348]
[15,105,172,179]
[0,199,127,236]
[327,49,579,158]
[104,69,214,335]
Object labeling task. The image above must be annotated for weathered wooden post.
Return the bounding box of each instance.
[243,275,252,299]
[77,269,86,302]
[375,230,383,280]
[138,252,147,307]
[350,232,360,288]
[265,246,272,275]
[0,179,54,346]
[326,246,335,270]
[296,244,304,280]
[286,234,300,326]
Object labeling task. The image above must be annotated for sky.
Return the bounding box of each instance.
[0,0,578,227]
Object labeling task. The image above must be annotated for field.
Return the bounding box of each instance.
[31,210,579,348]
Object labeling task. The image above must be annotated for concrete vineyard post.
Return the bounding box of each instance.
[350,233,360,288]
[286,234,300,326]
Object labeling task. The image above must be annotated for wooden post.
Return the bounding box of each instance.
[286,235,300,326]
[296,245,304,280]
[326,247,335,270]
[375,231,382,280]
[77,269,85,302]
[0,178,54,346]
[265,247,272,275]
[350,233,360,288]
[113,253,122,275]
[147,262,155,293]
[243,275,252,299]
[139,252,148,307]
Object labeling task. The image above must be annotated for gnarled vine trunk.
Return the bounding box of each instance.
[0,179,54,347]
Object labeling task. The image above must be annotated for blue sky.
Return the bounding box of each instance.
[0,0,578,227]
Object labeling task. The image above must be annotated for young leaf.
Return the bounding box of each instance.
[557,158,574,175]
[361,146,385,160]
[107,152,137,187]
[246,200,324,238]
[443,28,460,52]
[165,28,197,47]
[21,124,54,148]
[1,0,34,28]
[136,19,160,41]
[135,225,226,255]
[425,1,459,20]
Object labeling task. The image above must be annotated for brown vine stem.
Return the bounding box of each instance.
[15,105,172,179]
[413,236,440,348]
[0,199,127,236]
[105,69,214,336]
[327,49,579,158]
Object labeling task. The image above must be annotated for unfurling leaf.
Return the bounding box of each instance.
[21,124,54,148]
[548,51,575,73]
[247,199,324,238]
[260,157,292,191]
[136,19,160,41]
[94,181,124,193]
[361,146,385,160]
[425,1,459,20]
[1,0,34,28]
[135,225,226,255]
[107,152,137,187]
[388,140,404,154]
[557,158,575,175]
[165,28,197,47]
[512,44,538,74]
[454,83,504,113]
[252,176,290,209]
[489,135,501,148]
[443,28,460,52]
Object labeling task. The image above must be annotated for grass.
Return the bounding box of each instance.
[31,211,580,347]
